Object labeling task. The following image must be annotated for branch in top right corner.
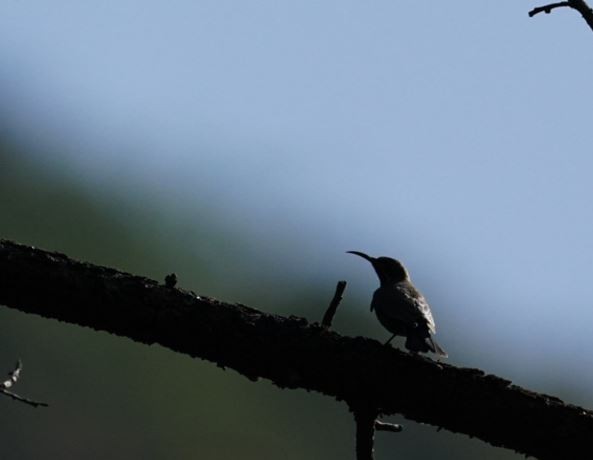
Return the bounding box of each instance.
[529,1,571,17]
[529,0,593,33]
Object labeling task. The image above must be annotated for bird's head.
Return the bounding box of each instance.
[347,251,409,285]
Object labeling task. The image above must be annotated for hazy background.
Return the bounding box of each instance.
[1,1,592,458]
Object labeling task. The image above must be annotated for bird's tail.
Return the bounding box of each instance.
[405,334,448,358]
[428,337,448,358]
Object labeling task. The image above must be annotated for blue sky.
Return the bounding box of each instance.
[2,1,593,402]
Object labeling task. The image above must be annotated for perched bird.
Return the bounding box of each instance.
[347,251,447,357]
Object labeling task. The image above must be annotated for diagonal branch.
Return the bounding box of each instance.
[0,239,592,459]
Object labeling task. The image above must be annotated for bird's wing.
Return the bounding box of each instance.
[394,282,436,334]
[372,284,434,333]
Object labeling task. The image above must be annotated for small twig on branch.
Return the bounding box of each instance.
[529,1,571,16]
[352,415,403,460]
[375,420,403,433]
[164,273,178,288]
[1,360,48,408]
[529,0,593,33]
[321,280,347,328]
[2,388,48,408]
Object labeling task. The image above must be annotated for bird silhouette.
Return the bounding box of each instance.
[348,251,447,357]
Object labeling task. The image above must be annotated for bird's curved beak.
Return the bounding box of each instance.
[347,251,376,312]
[346,251,374,262]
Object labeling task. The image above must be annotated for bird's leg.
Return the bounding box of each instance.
[384,334,396,346]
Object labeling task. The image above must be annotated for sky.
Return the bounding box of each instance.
[1,0,593,453]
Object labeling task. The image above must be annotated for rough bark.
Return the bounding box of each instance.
[0,239,592,459]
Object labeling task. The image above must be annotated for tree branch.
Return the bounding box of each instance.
[529,2,571,17]
[374,420,403,433]
[1,360,48,408]
[0,239,592,459]
[529,0,593,33]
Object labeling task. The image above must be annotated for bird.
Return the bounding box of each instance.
[347,251,447,357]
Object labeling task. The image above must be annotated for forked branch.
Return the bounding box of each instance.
[1,360,48,408]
